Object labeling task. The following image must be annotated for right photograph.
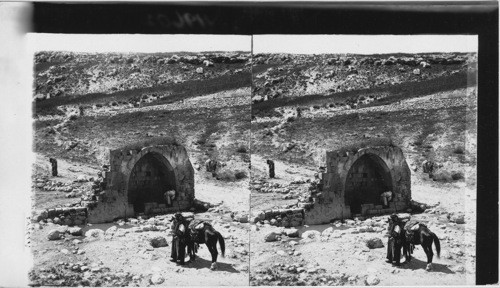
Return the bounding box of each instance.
[249,35,477,286]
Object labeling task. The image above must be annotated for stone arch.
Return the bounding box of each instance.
[86,140,195,223]
[343,153,393,214]
[126,151,177,213]
[304,145,411,224]
[122,147,183,198]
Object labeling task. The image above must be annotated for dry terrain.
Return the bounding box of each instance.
[30,51,251,286]
[250,53,477,286]
[29,51,478,286]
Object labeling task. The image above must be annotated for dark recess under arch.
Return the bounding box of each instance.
[127,152,176,213]
[344,153,392,214]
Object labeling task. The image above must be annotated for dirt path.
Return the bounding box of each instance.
[30,218,249,286]
[249,156,476,286]
[31,152,251,286]
[251,203,474,286]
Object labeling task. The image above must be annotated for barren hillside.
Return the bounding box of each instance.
[30,51,252,286]
[250,52,477,286]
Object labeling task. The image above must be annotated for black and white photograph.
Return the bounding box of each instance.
[249,35,478,286]
[27,34,251,286]
[0,2,498,287]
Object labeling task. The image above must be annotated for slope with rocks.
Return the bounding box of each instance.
[31,51,251,285]
[250,52,477,285]
[252,52,475,105]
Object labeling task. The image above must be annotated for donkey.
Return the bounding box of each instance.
[186,220,226,270]
[187,221,225,270]
[404,221,441,271]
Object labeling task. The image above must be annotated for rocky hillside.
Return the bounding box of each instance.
[33,51,251,173]
[251,52,477,185]
[252,53,476,105]
[35,51,250,100]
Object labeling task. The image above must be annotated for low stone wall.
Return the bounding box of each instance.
[361,198,407,216]
[33,206,88,226]
[140,201,191,215]
[253,208,305,227]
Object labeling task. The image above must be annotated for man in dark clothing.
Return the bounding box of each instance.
[266,160,275,178]
[386,214,403,266]
[49,158,58,177]
[170,213,188,265]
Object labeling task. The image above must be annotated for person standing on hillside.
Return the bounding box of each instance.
[170,213,188,265]
[386,213,403,266]
[266,160,275,178]
[316,166,326,192]
[49,158,58,177]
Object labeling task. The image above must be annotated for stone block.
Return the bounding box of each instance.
[361,205,370,215]
[374,205,383,210]
[265,211,273,219]
[47,209,57,218]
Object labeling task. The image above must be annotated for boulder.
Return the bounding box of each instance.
[252,95,264,103]
[448,213,465,224]
[413,68,421,75]
[284,228,299,237]
[255,211,265,222]
[451,265,466,273]
[345,219,355,226]
[321,227,334,236]
[420,61,431,68]
[150,274,164,285]
[431,169,453,182]
[85,229,104,239]
[196,67,204,74]
[301,230,321,241]
[68,227,83,236]
[251,216,261,224]
[76,175,87,182]
[47,229,62,241]
[33,210,48,222]
[105,226,117,236]
[365,237,384,249]
[365,274,380,286]
[238,214,249,223]
[149,236,168,248]
[291,177,306,184]
[264,231,279,242]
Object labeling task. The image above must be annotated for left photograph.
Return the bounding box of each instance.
[28,34,251,286]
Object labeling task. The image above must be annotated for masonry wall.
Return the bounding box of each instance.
[253,208,305,227]
[304,146,411,225]
[87,144,194,223]
[34,207,87,226]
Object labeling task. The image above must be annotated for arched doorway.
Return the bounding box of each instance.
[344,154,392,214]
[127,152,176,213]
